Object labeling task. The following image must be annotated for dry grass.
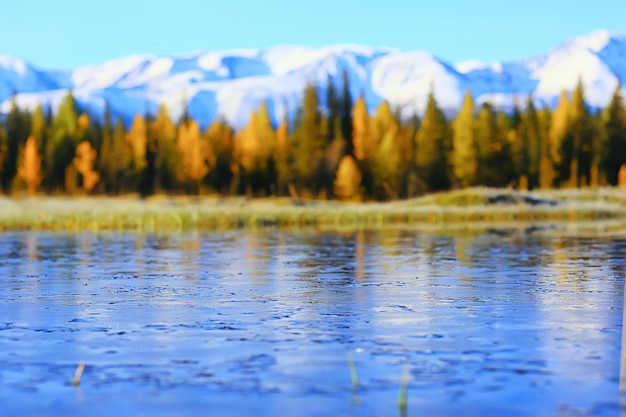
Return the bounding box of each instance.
[0,187,625,232]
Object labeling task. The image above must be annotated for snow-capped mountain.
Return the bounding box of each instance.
[0,30,624,129]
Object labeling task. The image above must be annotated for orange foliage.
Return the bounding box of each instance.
[352,96,372,161]
[618,163,626,188]
[177,119,209,182]
[18,135,43,195]
[127,114,147,172]
[334,155,362,200]
[74,141,100,192]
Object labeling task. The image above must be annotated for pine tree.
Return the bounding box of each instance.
[415,92,450,191]
[400,113,421,198]
[31,104,47,154]
[494,111,515,187]
[204,118,234,195]
[152,104,179,193]
[508,99,529,189]
[97,104,114,192]
[565,80,592,187]
[538,107,555,188]
[589,111,603,186]
[127,114,147,187]
[0,125,6,183]
[325,75,340,146]
[289,84,326,197]
[451,91,476,188]
[340,70,354,155]
[46,91,79,193]
[2,97,31,193]
[321,117,346,199]
[524,94,542,189]
[602,84,626,185]
[272,116,289,196]
[475,105,513,186]
[100,117,130,193]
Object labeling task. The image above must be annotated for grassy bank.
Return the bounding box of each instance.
[0,187,625,232]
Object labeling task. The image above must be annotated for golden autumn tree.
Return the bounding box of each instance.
[415,92,451,191]
[17,135,43,195]
[549,89,569,185]
[618,164,626,188]
[334,155,362,200]
[126,114,147,184]
[368,101,400,199]
[100,116,130,194]
[352,95,373,162]
[351,95,373,196]
[451,91,477,188]
[475,104,514,187]
[372,122,401,199]
[235,102,274,192]
[288,84,326,197]
[63,113,92,194]
[177,117,209,193]
[73,141,100,193]
[565,81,589,187]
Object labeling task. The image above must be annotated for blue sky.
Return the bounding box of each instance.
[1,0,625,68]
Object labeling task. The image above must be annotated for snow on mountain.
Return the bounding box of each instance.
[532,42,618,107]
[0,30,625,128]
[0,55,62,103]
[370,50,464,115]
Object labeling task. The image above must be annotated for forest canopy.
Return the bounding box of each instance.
[3,73,626,201]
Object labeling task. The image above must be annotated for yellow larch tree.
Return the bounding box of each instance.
[549,89,569,184]
[352,96,373,162]
[17,135,43,195]
[234,102,275,195]
[451,91,477,188]
[73,141,100,193]
[127,114,147,175]
[177,118,209,193]
[334,155,362,200]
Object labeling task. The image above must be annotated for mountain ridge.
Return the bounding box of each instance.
[0,29,624,128]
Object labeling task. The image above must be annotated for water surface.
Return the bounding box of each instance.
[0,229,623,416]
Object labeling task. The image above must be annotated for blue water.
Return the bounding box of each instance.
[0,229,623,416]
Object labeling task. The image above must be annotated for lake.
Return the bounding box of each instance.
[0,228,623,416]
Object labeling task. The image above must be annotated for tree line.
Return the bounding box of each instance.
[2,72,626,200]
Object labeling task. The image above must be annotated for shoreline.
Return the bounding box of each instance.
[1,187,625,233]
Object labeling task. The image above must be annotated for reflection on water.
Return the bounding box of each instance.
[0,229,623,417]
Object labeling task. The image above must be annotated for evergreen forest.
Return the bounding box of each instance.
[3,72,626,201]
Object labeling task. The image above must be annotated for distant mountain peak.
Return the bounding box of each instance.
[0,29,625,128]
[571,29,621,52]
